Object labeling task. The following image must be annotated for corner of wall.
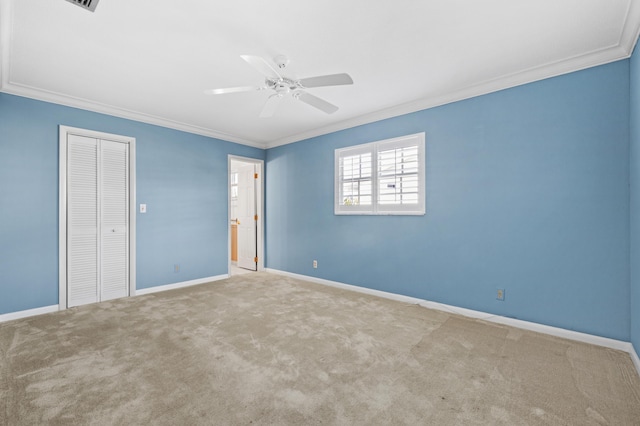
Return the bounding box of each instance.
[629,38,640,356]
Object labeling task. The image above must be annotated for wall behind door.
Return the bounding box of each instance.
[0,93,264,315]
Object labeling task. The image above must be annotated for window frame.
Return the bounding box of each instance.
[230,172,239,201]
[335,132,425,216]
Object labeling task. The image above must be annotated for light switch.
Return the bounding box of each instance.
[140,204,147,213]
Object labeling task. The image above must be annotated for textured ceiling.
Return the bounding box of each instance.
[1,0,639,148]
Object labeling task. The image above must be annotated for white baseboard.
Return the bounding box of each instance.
[265,268,639,376]
[2,271,638,379]
[631,344,640,376]
[0,305,59,323]
[0,275,230,323]
[135,274,229,296]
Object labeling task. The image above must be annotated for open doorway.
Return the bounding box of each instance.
[229,156,264,276]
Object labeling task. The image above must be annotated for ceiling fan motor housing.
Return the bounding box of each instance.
[268,77,298,94]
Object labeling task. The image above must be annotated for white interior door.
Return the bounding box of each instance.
[67,135,99,307]
[66,134,130,307]
[237,163,257,271]
[100,140,130,301]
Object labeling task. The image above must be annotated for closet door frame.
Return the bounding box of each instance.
[58,125,137,310]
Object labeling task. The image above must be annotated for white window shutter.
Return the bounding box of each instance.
[335,132,425,215]
[376,134,425,214]
[335,144,375,214]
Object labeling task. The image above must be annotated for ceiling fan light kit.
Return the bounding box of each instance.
[205,55,353,118]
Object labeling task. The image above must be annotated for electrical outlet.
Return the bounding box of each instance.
[174,264,180,273]
[313,260,318,269]
[497,289,505,301]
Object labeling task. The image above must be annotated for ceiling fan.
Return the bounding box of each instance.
[204,55,353,118]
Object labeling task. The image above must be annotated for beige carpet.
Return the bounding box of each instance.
[1,272,639,425]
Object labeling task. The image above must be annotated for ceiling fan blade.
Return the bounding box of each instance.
[203,86,261,95]
[241,55,282,81]
[297,91,339,114]
[260,94,282,118]
[299,73,353,88]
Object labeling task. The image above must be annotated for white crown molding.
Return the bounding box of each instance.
[265,44,635,149]
[0,0,12,90]
[266,1,640,148]
[620,0,640,56]
[1,81,266,149]
[0,0,263,148]
[2,0,640,150]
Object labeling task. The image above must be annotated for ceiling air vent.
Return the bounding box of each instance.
[64,0,99,12]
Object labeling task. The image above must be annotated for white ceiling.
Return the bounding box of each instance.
[1,0,639,149]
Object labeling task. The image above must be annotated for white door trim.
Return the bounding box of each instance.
[59,125,136,310]
[228,155,264,273]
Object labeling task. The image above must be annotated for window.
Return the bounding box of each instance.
[335,132,425,215]
[230,172,239,201]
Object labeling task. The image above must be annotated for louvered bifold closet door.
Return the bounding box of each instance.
[67,135,99,307]
[100,140,129,301]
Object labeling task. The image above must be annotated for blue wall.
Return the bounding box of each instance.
[1,58,636,345]
[266,61,631,340]
[0,93,263,314]
[631,46,640,353]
